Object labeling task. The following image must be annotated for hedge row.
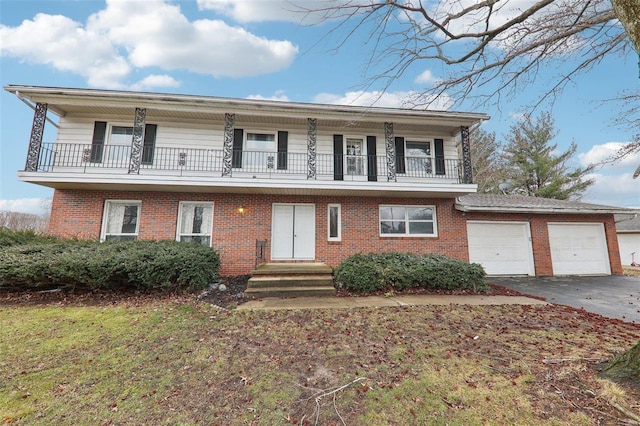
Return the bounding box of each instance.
[0,238,220,292]
[0,228,58,247]
[334,252,488,293]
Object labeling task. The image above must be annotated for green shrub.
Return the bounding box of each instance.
[334,252,488,293]
[0,239,220,292]
[0,228,57,247]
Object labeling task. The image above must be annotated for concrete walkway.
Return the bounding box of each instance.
[238,294,547,310]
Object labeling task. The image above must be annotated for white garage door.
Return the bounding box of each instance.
[467,221,535,276]
[617,234,640,266]
[548,223,610,275]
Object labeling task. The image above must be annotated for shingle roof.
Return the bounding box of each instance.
[615,213,640,232]
[455,194,634,214]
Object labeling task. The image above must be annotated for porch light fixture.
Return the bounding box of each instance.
[238,206,245,216]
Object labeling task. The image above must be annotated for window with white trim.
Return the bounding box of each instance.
[405,140,432,175]
[245,132,276,167]
[379,205,437,237]
[101,200,141,241]
[328,204,341,241]
[176,202,214,246]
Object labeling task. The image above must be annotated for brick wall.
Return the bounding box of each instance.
[49,189,468,275]
[48,189,622,276]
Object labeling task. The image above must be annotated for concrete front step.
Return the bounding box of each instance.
[245,286,336,298]
[248,275,334,289]
[251,262,333,275]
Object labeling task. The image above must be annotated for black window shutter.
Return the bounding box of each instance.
[277,130,288,170]
[395,137,406,174]
[90,121,107,163]
[232,128,243,168]
[141,124,157,165]
[434,138,445,175]
[366,135,377,182]
[333,134,343,181]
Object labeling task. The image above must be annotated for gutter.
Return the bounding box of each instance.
[15,91,59,128]
[454,203,634,216]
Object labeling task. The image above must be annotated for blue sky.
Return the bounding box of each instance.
[1,0,639,215]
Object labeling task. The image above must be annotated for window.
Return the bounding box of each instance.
[177,202,213,246]
[405,141,432,175]
[328,204,341,241]
[379,205,437,237]
[245,132,276,168]
[345,138,364,175]
[101,201,141,241]
[108,126,133,166]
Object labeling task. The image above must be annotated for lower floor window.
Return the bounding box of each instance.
[177,202,213,246]
[102,200,141,241]
[379,205,437,236]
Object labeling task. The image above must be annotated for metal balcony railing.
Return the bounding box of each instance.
[29,143,463,182]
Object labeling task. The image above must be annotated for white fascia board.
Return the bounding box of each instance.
[5,85,490,126]
[18,171,477,197]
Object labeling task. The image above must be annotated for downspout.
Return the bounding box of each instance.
[15,91,59,128]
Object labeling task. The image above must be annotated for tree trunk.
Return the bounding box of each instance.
[611,0,640,53]
[597,340,640,384]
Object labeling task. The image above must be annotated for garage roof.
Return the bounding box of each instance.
[615,213,640,232]
[455,194,634,215]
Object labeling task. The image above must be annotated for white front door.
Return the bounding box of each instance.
[271,204,315,260]
[345,138,364,176]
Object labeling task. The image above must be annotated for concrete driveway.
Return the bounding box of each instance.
[490,275,640,324]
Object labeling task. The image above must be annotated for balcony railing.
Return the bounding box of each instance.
[30,143,463,182]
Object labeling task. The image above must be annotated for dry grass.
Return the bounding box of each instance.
[623,266,640,278]
[1,295,640,425]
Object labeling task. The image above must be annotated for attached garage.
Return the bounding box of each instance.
[456,194,632,277]
[547,223,610,275]
[467,221,535,276]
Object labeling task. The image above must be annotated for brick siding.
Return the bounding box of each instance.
[49,189,622,276]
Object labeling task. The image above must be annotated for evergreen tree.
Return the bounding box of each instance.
[469,128,508,194]
[502,112,595,200]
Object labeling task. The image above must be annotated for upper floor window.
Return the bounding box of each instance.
[101,200,141,241]
[379,205,437,237]
[405,141,432,175]
[177,202,213,246]
[245,132,276,168]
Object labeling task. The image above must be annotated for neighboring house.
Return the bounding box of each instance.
[6,85,630,277]
[615,213,640,266]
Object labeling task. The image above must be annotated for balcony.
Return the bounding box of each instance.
[20,143,475,198]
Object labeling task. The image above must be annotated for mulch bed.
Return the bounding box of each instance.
[0,276,542,309]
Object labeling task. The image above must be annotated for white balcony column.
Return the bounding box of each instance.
[384,122,396,181]
[222,113,235,177]
[460,125,473,184]
[25,102,48,172]
[307,118,317,179]
[128,107,146,174]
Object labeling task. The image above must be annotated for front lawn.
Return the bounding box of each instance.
[2,294,639,425]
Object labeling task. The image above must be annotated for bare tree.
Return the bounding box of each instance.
[0,202,51,234]
[305,0,639,165]
[469,128,508,193]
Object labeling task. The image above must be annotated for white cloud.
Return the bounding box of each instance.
[414,69,441,85]
[129,74,181,91]
[581,172,640,208]
[247,91,290,101]
[313,90,454,110]
[0,198,51,216]
[579,142,640,168]
[1,0,298,88]
[197,0,344,23]
[578,142,640,207]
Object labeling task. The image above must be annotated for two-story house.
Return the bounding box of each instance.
[6,85,627,277]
